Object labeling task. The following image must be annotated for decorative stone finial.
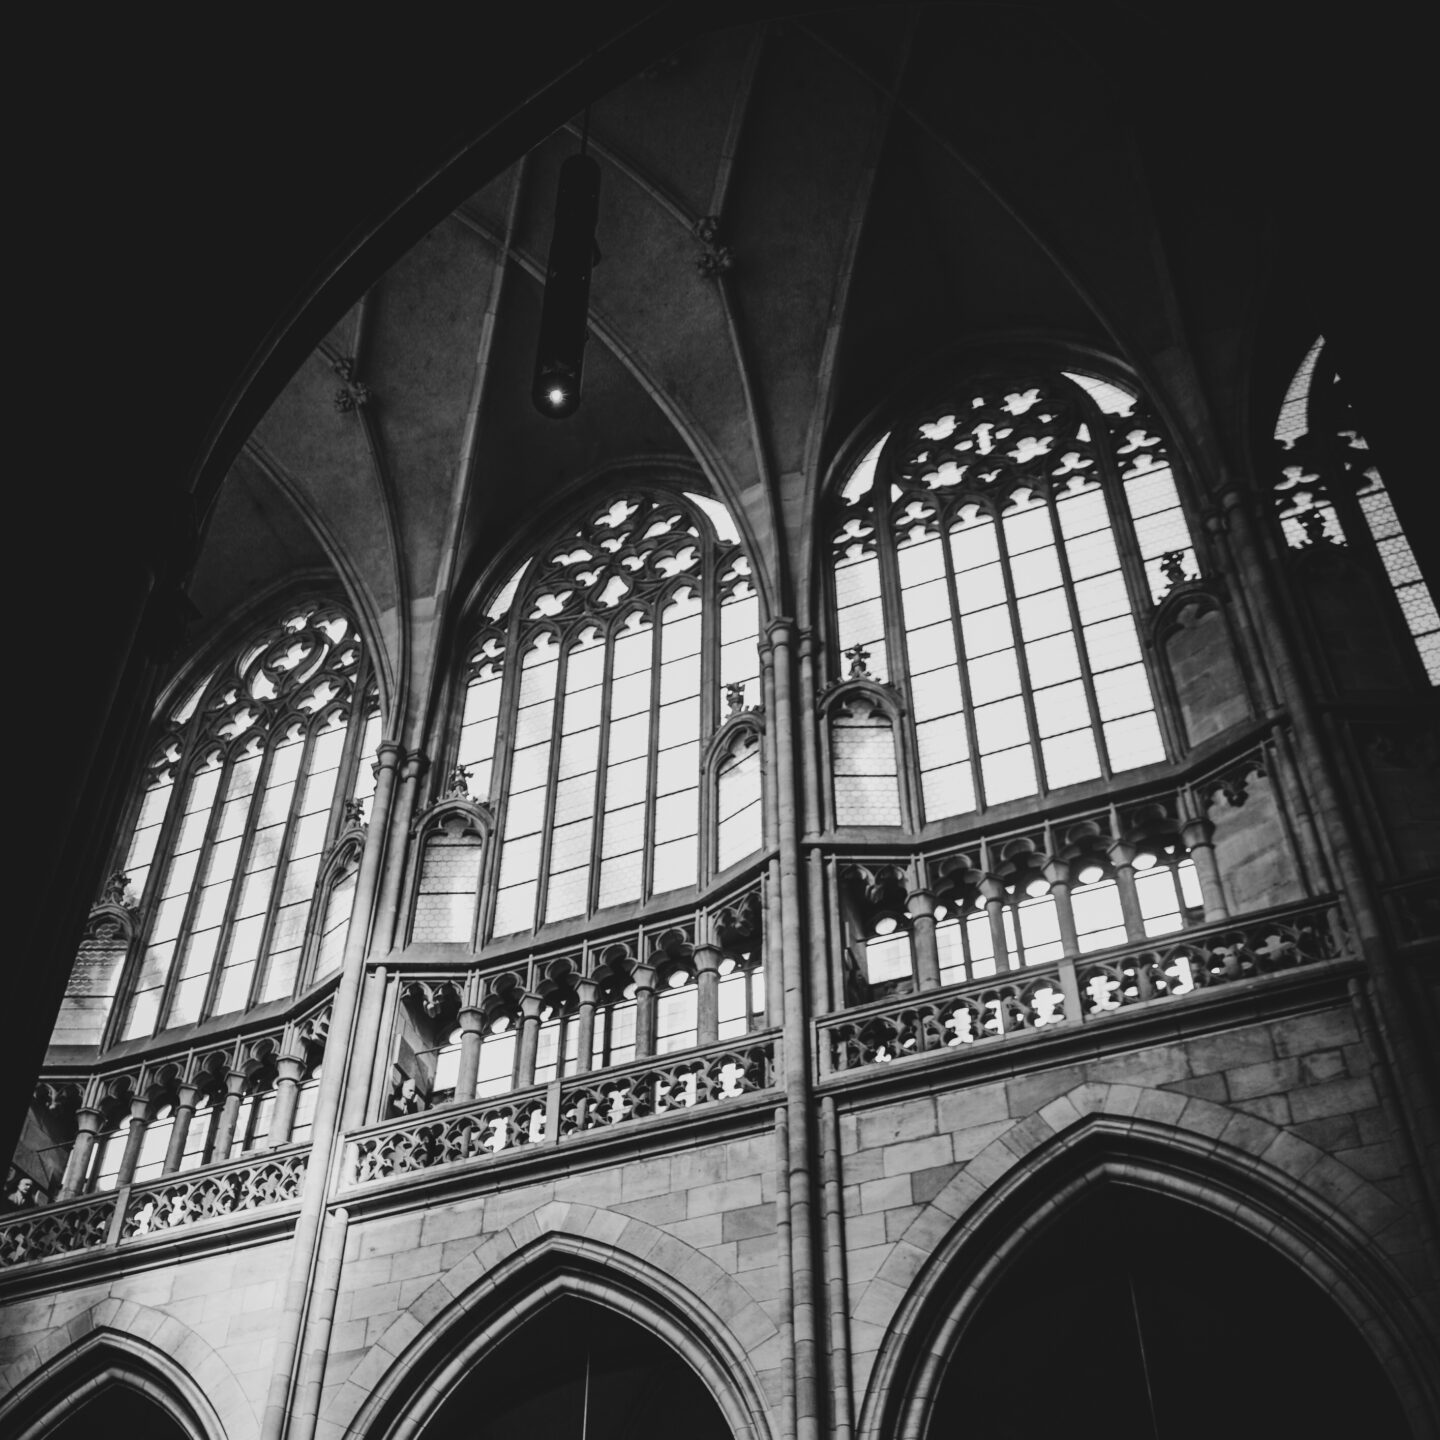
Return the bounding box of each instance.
[445,764,472,799]
[101,870,133,907]
[726,681,746,716]
[1159,551,1188,589]
[342,797,367,829]
[844,643,872,679]
[694,216,734,277]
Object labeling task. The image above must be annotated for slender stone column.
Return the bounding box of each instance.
[981,875,1010,971]
[454,1005,486,1101]
[1180,815,1229,922]
[210,1070,249,1163]
[162,1082,199,1175]
[1107,840,1147,942]
[573,978,599,1074]
[369,747,424,957]
[114,1096,151,1187]
[632,963,658,1058]
[694,943,722,1045]
[269,1056,308,1147]
[1043,859,1085,1022]
[906,890,943,990]
[515,992,545,1086]
[59,1107,104,1198]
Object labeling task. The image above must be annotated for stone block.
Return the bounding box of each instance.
[1002,1112,1057,1158]
[340,1254,394,1292]
[1226,1058,1301,1101]
[665,1213,725,1248]
[1290,1076,1378,1124]
[882,1133,955,1176]
[329,1318,367,1354]
[670,1147,728,1191]
[1176,1096,1231,1140]
[1231,1094,1291,1125]
[356,1215,424,1260]
[620,1156,673,1200]
[1299,1049,1350,1086]
[1006,1065,1086,1117]
[1163,1073,1228,1102]
[1259,1130,1325,1182]
[1037,1094,1083,1135]
[912,1162,961,1205]
[857,1098,937,1151]
[554,1168,623,1207]
[687,1175,764,1217]
[1218,1109,1278,1157]
[1272,1008,1359,1057]
[1333,1143,1402,1183]
[389,1243,445,1283]
[1087,1047,1187,1089]
[842,1145,887,1185]
[846,1211,888,1248]
[950,1118,1014,1162]
[1104,1083,1144,1117]
[885,1205,924,1242]
[1133,1088,1187,1125]
[851,1276,907,1329]
[725,1134,772,1178]
[722,1202,776,1242]
[964,1141,1020,1189]
[616,1190,687,1225]
[1291,1113,1361,1152]
[936,1082,1009,1132]
[859,1175,914,1214]
[419,1204,485,1248]
[736,1233,777,1272]
[1184,1027,1274,1076]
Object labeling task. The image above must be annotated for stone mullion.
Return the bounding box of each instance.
[693,942,722,1045]
[324,655,372,845]
[199,736,281,1024]
[875,497,934,823]
[990,507,1049,800]
[157,744,241,1031]
[533,640,572,930]
[1048,489,1118,782]
[641,606,664,902]
[247,718,322,1013]
[586,627,619,916]
[934,507,986,814]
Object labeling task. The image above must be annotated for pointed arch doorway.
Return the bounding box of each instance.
[926,1184,1410,1439]
[418,1296,732,1440]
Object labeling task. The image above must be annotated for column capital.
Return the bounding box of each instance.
[905,889,938,921]
[1042,857,1072,888]
[223,1068,250,1097]
[575,976,601,1006]
[519,991,547,1021]
[276,1056,307,1085]
[174,1081,201,1110]
[631,962,658,993]
[373,740,404,775]
[979,874,1008,904]
[692,943,723,975]
[75,1106,105,1134]
[398,750,429,783]
[1181,816,1216,849]
[457,1004,487,1034]
[1107,838,1138,870]
[128,1095,151,1123]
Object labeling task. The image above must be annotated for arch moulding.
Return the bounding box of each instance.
[855,1101,1440,1440]
[332,1200,780,1440]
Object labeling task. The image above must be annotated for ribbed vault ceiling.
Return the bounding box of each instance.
[192,6,1294,732]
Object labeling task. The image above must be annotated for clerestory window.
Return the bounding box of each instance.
[455,487,762,941]
[829,368,1195,827]
[86,599,381,1044]
[1273,336,1439,684]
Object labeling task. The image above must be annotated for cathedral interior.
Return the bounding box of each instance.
[6,5,1437,1437]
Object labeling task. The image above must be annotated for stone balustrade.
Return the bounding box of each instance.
[819,899,1349,1074]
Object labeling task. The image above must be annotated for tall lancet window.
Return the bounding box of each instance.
[830,369,1193,824]
[1274,336,1439,684]
[458,488,760,939]
[99,600,380,1041]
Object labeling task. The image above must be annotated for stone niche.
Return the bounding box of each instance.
[1162,597,1251,748]
[1208,771,1304,915]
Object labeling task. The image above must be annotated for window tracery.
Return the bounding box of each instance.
[89,600,380,1044]
[456,488,761,941]
[1273,336,1439,683]
[829,369,1194,825]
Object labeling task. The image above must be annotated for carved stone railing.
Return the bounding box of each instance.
[0,1146,310,1268]
[820,900,1348,1075]
[350,1091,549,1184]
[557,1041,776,1136]
[344,1031,779,1187]
[122,1148,307,1238]
[0,1195,112,1266]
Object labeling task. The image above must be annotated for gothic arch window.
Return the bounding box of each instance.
[455,487,761,940]
[97,599,381,1043]
[1273,335,1439,683]
[829,368,1195,826]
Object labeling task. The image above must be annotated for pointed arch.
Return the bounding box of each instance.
[0,1305,242,1440]
[333,1202,779,1440]
[858,1108,1440,1440]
